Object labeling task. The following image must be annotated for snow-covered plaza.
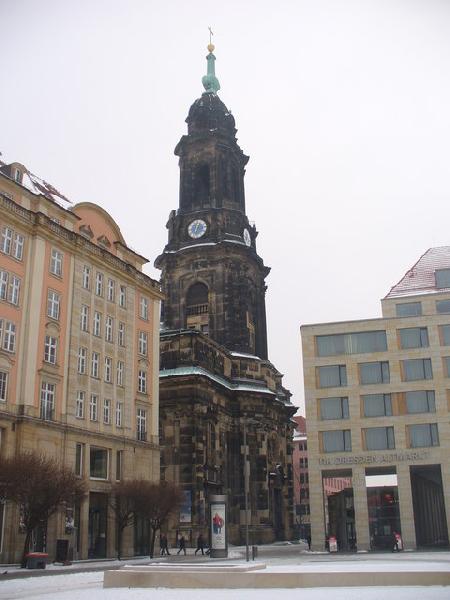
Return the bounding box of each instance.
[1,548,449,600]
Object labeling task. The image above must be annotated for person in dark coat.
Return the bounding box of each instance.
[160,533,170,556]
[195,533,205,555]
[391,531,400,552]
[177,535,186,555]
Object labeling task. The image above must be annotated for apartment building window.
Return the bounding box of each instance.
[75,443,84,476]
[399,327,429,349]
[2,321,16,353]
[47,290,60,320]
[91,352,100,378]
[316,331,387,357]
[436,300,450,314]
[140,296,149,320]
[364,426,395,451]
[445,357,450,377]
[359,361,390,384]
[137,409,147,441]
[138,331,148,356]
[78,347,87,374]
[12,233,24,260]
[105,316,113,343]
[300,457,308,468]
[396,302,422,317]
[82,265,91,289]
[362,393,392,417]
[409,423,439,448]
[103,399,111,424]
[0,227,13,255]
[0,271,7,300]
[440,325,450,346]
[89,394,98,421]
[104,356,112,383]
[402,358,433,381]
[117,360,124,386]
[435,269,450,289]
[107,279,115,302]
[406,390,435,414]
[118,322,125,346]
[95,272,104,296]
[317,365,347,388]
[44,335,57,364]
[40,382,55,420]
[116,450,123,480]
[50,249,63,276]
[8,275,20,305]
[138,370,147,394]
[90,447,108,479]
[93,312,101,337]
[320,397,349,420]
[115,401,123,427]
[119,285,126,308]
[322,430,352,453]
[0,371,8,402]
[76,391,85,418]
[80,305,89,332]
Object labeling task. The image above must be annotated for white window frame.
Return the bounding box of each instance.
[104,356,112,383]
[40,381,55,420]
[8,275,20,305]
[138,369,147,394]
[3,321,16,353]
[1,227,13,255]
[140,296,149,320]
[103,398,111,424]
[118,322,125,346]
[137,408,147,441]
[50,248,63,277]
[76,391,85,418]
[77,347,87,374]
[138,331,148,356]
[117,360,124,386]
[119,285,126,308]
[89,394,98,421]
[115,401,123,427]
[105,316,113,343]
[93,311,101,337]
[47,290,60,320]
[44,335,57,364]
[0,271,8,300]
[107,278,115,302]
[12,233,24,260]
[80,305,89,332]
[82,265,91,290]
[91,351,100,378]
[95,272,104,296]
[0,371,8,402]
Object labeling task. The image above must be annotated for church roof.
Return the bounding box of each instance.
[385,246,450,298]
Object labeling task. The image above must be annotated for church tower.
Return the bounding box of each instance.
[155,43,269,359]
[157,43,295,546]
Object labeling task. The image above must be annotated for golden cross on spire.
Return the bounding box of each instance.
[207,26,215,53]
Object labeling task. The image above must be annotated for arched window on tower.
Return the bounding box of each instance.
[194,164,210,208]
[186,282,209,334]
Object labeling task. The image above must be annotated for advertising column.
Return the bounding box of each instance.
[209,494,227,558]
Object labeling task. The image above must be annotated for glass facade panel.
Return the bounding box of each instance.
[403,358,433,381]
[406,390,435,414]
[320,397,349,420]
[362,393,392,417]
[435,269,450,289]
[317,331,387,357]
[317,365,347,388]
[399,327,429,349]
[436,300,450,314]
[396,302,422,317]
[322,429,352,452]
[365,427,395,450]
[409,423,439,448]
[359,361,390,384]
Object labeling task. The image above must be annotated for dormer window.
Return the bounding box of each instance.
[435,269,450,289]
[14,169,22,184]
[79,225,94,239]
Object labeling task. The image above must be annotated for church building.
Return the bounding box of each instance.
[156,43,296,545]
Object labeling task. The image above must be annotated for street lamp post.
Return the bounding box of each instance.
[243,422,250,562]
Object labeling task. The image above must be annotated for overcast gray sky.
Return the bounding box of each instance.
[1,0,450,413]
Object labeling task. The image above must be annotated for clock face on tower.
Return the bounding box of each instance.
[243,228,251,247]
[188,219,207,239]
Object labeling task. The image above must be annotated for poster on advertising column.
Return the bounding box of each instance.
[210,494,227,557]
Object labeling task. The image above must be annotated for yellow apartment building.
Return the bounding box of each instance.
[301,247,450,551]
[0,159,163,563]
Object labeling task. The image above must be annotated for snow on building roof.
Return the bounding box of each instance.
[385,246,450,299]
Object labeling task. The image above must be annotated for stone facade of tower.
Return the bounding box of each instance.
[156,49,295,546]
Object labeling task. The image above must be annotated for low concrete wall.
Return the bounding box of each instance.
[104,568,450,588]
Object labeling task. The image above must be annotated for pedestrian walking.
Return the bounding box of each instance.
[391,531,399,552]
[160,533,170,556]
[195,533,205,555]
[177,535,186,555]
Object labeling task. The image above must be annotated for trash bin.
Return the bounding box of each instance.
[55,539,69,563]
[25,552,48,569]
[252,545,258,560]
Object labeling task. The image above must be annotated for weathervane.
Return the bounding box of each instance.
[207,26,215,53]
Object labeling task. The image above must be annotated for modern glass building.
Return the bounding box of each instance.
[301,247,450,551]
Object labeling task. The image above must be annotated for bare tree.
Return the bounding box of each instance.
[134,481,183,558]
[0,453,86,567]
[110,479,145,560]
